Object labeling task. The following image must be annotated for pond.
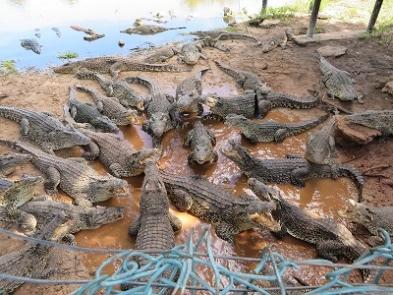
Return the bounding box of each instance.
[0,0,294,69]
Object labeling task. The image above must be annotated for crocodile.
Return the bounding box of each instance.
[214,60,271,98]
[0,106,90,153]
[159,169,280,243]
[221,139,364,196]
[66,86,119,132]
[76,68,145,111]
[184,120,217,165]
[344,110,393,136]
[249,178,367,262]
[225,113,329,143]
[203,90,257,120]
[20,39,42,54]
[121,24,186,35]
[175,68,209,116]
[190,30,259,43]
[258,92,320,118]
[75,85,140,126]
[53,56,191,76]
[320,56,359,102]
[305,117,337,165]
[258,29,291,53]
[79,128,156,177]
[0,153,32,176]
[143,46,180,63]
[0,175,43,233]
[344,199,393,237]
[0,140,129,207]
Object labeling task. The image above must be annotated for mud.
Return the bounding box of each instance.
[0,17,392,293]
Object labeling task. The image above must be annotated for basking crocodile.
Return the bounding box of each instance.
[159,169,279,243]
[66,86,119,132]
[203,90,257,120]
[0,175,43,233]
[0,140,129,207]
[305,117,337,165]
[214,60,271,98]
[0,153,32,176]
[225,113,329,143]
[0,106,90,153]
[184,120,217,165]
[75,85,140,126]
[191,30,259,43]
[344,110,393,136]
[121,24,186,35]
[344,199,393,237]
[175,68,209,115]
[221,140,363,194]
[320,56,359,102]
[258,92,320,118]
[53,56,191,76]
[125,76,177,145]
[249,178,367,262]
[258,29,291,53]
[76,68,145,111]
[20,39,42,54]
[80,128,156,177]
[143,46,180,63]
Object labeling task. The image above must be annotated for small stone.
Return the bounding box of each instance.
[317,45,347,57]
[118,40,125,47]
[382,81,393,96]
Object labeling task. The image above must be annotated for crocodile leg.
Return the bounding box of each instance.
[290,167,309,187]
[128,214,141,236]
[109,163,127,178]
[20,118,30,136]
[82,141,100,160]
[214,221,239,244]
[169,189,193,212]
[44,166,61,194]
[316,240,347,262]
[169,213,182,232]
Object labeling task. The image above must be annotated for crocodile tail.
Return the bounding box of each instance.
[75,85,100,99]
[125,76,154,92]
[0,106,25,123]
[337,165,364,202]
[214,60,241,80]
[0,139,39,157]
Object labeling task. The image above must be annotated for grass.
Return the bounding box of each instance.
[57,51,79,59]
[0,60,17,75]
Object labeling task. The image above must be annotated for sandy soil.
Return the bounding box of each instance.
[0,16,393,293]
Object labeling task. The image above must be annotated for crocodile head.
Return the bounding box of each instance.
[91,116,119,133]
[176,95,200,115]
[247,178,281,204]
[188,146,217,165]
[0,153,32,175]
[1,175,44,208]
[220,138,253,166]
[126,149,158,176]
[18,212,38,234]
[145,112,172,138]
[224,114,249,128]
[89,178,130,202]
[116,110,143,126]
[342,200,379,235]
[84,206,125,228]
[180,45,201,65]
[58,128,91,148]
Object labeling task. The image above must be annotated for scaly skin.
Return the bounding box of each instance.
[320,56,359,102]
[80,128,156,177]
[345,200,393,237]
[0,140,129,207]
[160,169,279,243]
[214,60,271,98]
[184,120,217,165]
[0,153,32,176]
[75,85,140,126]
[249,178,367,262]
[258,29,291,53]
[258,92,320,118]
[121,24,185,35]
[76,68,145,111]
[344,110,393,136]
[221,140,363,198]
[67,86,119,132]
[126,76,177,146]
[179,37,228,65]
[305,117,337,165]
[0,106,90,153]
[143,46,180,63]
[191,30,259,43]
[203,90,257,120]
[225,113,329,143]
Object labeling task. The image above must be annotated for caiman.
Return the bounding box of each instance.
[125,76,177,146]
[0,140,129,207]
[76,68,145,111]
[344,199,393,238]
[75,85,140,126]
[344,110,393,136]
[214,60,271,98]
[225,113,329,143]
[0,152,32,176]
[221,139,363,196]
[54,56,191,76]
[258,92,320,118]
[0,106,90,153]
[66,86,119,132]
[305,117,337,165]
[184,120,217,165]
[320,56,359,102]
[121,24,186,35]
[80,128,156,177]
[249,178,367,262]
[159,169,279,243]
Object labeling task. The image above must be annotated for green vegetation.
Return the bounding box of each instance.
[57,51,79,59]
[0,60,17,75]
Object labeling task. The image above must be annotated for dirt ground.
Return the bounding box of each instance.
[0,16,393,294]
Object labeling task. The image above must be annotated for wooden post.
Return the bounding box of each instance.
[262,0,268,15]
[307,0,322,38]
[367,0,384,32]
